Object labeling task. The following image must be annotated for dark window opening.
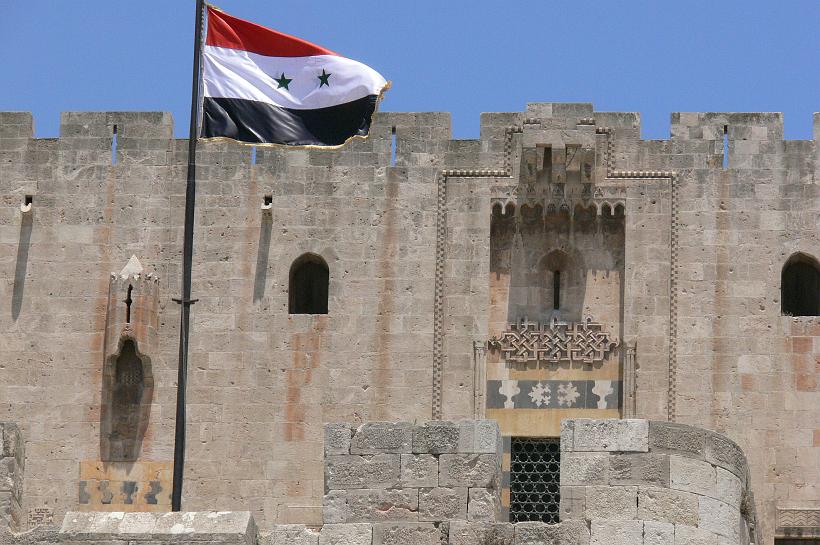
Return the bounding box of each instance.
[289,254,329,314]
[112,124,118,165]
[24,195,33,206]
[509,437,560,524]
[722,125,729,169]
[125,284,133,323]
[553,271,561,310]
[782,254,820,316]
[390,126,397,166]
[110,340,145,461]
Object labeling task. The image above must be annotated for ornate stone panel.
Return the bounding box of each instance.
[488,316,619,365]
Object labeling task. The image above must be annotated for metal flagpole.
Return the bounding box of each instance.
[172,0,206,512]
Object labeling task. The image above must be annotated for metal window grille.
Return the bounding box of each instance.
[509,437,561,523]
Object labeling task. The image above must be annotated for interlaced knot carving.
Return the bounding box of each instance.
[488,316,619,364]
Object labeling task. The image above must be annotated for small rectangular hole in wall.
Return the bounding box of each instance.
[390,126,397,166]
[112,124,118,165]
[251,146,257,165]
[263,195,272,206]
[723,125,729,169]
[24,195,33,206]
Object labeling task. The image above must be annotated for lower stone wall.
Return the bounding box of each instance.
[560,419,760,545]
[0,423,24,533]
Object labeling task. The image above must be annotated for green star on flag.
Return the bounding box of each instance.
[318,69,332,87]
[275,72,292,90]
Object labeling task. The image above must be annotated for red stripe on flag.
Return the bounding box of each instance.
[205,6,338,58]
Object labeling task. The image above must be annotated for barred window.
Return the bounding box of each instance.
[509,437,560,523]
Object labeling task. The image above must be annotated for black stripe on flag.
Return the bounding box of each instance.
[201,96,379,146]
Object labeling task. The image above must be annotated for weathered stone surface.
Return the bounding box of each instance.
[589,520,642,545]
[372,522,442,545]
[560,453,610,486]
[714,467,742,508]
[325,455,401,489]
[412,421,460,454]
[703,433,746,481]
[267,524,319,545]
[400,454,438,488]
[637,487,699,525]
[673,524,718,545]
[514,520,590,545]
[698,496,740,542]
[350,423,413,454]
[584,485,637,520]
[324,489,419,523]
[669,455,716,496]
[467,488,500,522]
[60,511,257,543]
[649,422,707,458]
[643,521,674,545]
[457,421,502,454]
[609,453,670,487]
[572,420,649,452]
[326,424,353,455]
[418,487,467,521]
[448,521,514,545]
[320,524,373,545]
[559,486,586,521]
[439,454,500,488]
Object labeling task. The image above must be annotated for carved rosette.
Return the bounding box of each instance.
[488,316,619,365]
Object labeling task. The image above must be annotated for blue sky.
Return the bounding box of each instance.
[2,1,818,140]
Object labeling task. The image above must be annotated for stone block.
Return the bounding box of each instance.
[609,453,669,487]
[559,486,586,521]
[703,433,746,480]
[589,520,643,545]
[714,467,742,508]
[418,487,467,521]
[458,420,503,454]
[649,422,706,458]
[439,454,500,488]
[268,524,320,545]
[560,453,610,486]
[572,419,649,452]
[320,523,373,545]
[448,521,514,545]
[350,422,413,454]
[372,522,442,545]
[413,421,460,453]
[467,488,500,521]
[326,423,353,455]
[0,458,17,492]
[669,455,716,496]
[118,512,158,535]
[514,520,589,545]
[326,454,401,489]
[643,521,674,545]
[324,488,419,523]
[637,487,698,525]
[584,485,638,520]
[561,420,575,452]
[400,454,438,487]
[698,496,740,542]
[673,524,718,545]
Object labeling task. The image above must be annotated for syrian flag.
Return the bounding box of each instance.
[201,6,389,147]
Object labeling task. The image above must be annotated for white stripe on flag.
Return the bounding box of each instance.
[203,46,387,111]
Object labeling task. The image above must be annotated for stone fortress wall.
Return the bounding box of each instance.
[1,419,761,545]
[0,104,818,545]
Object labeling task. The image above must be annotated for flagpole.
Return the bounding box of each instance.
[172,0,205,512]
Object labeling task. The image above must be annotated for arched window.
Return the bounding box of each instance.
[289,253,329,314]
[781,253,820,316]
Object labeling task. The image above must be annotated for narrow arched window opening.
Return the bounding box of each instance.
[125,284,133,323]
[289,253,329,314]
[781,253,820,316]
[553,270,561,310]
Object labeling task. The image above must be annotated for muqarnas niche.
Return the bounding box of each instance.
[100,256,159,462]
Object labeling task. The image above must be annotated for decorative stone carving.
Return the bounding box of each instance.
[100,256,160,462]
[488,316,619,365]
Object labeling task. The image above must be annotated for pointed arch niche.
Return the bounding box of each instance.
[100,256,160,462]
